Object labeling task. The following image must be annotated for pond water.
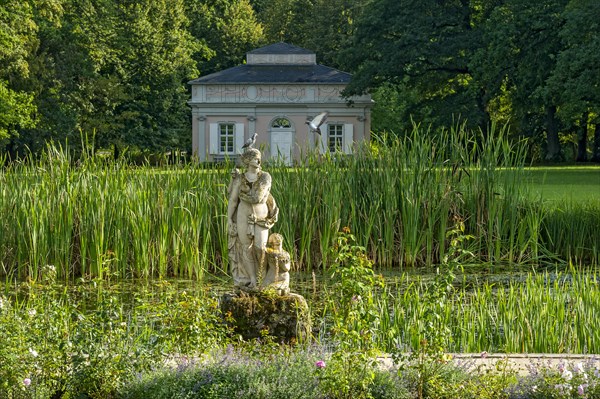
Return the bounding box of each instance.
[2,263,598,354]
[2,262,591,304]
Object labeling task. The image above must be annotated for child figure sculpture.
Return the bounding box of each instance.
[261,233,290,295]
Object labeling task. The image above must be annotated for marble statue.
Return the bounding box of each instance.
[261,233,291,295]
[222,147,310,341]
[227,147,278,289]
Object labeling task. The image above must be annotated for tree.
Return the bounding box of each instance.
[254,0,312,46]
[3,0,201,157]
[110,0,200,153]
[188,0,264,76]
[301,0,368,69]
[475,0,568,161]
[0,1,39,151]
[547,0,600,162]
[9,0,99,156]
[61,0,200,155]
[341,0,492,134]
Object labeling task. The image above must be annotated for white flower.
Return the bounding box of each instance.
[562,369,573,381]
[28,308,37,317]
[29,348,38,358]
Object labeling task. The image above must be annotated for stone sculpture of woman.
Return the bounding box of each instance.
[227,148,278,288]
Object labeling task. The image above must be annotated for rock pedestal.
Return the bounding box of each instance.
[220,290,311,343]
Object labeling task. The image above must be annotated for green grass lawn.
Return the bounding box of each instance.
[523,166,600,202]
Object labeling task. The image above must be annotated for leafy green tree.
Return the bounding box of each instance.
[9,0,98,156]
[254,0,313,45]
[0,1,39,150]
[58,0,200,155]
[254,0,367,70]
[474,0,568,161]
[109,0,200,153]
[4,0,200,157]
[342,0,492,134]
[301,0,368,69]
[547,0,600,162]
[188,0,264,76]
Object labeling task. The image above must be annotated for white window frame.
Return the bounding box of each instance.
[209,122,245,155]
[219,123,235,154]
[328,124,344,153]
[319,122,354,154]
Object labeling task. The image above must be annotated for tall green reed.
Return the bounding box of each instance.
[0,145,232,280]
[541,200,600,264]
[1,124,597,280]
[374,267,600,353]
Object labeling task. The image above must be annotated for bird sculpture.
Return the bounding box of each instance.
[306,112,328,135]
[242,132,258,150]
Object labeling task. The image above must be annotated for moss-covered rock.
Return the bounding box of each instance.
[220,290,311,343]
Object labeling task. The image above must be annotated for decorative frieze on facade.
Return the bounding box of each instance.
[195,85,349,104]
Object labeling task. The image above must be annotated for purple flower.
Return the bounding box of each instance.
[315,360,326,368]
[23,378,31,387]
[554,383,570,395]
[578,384,587,396]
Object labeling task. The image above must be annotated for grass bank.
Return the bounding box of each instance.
[524,166,600,202]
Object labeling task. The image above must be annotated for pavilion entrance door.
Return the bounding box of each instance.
[270,129,293,166]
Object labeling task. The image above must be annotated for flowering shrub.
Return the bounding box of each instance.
[120,346,410,399]
[0,279,228,398]
[508,360,600,398]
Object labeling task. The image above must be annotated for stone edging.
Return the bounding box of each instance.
[378,353,600,376]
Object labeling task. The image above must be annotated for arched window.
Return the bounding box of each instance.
[271,117,291,128]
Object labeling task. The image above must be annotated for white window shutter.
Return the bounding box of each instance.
[209,123,219,154]
[319,123,328,153]
[343,124,354,154]
[235,123,245,154]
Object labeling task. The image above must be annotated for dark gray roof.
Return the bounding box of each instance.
[188,64,352,85]
[247,42,314,55]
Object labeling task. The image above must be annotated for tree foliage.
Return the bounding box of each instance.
[547,0,600,161]
[0,1,39,146]
[342,0,492,132]
[476,0,568,160]
[57,0,201,154]
[188,0,263,76]
[0,0,598,162]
